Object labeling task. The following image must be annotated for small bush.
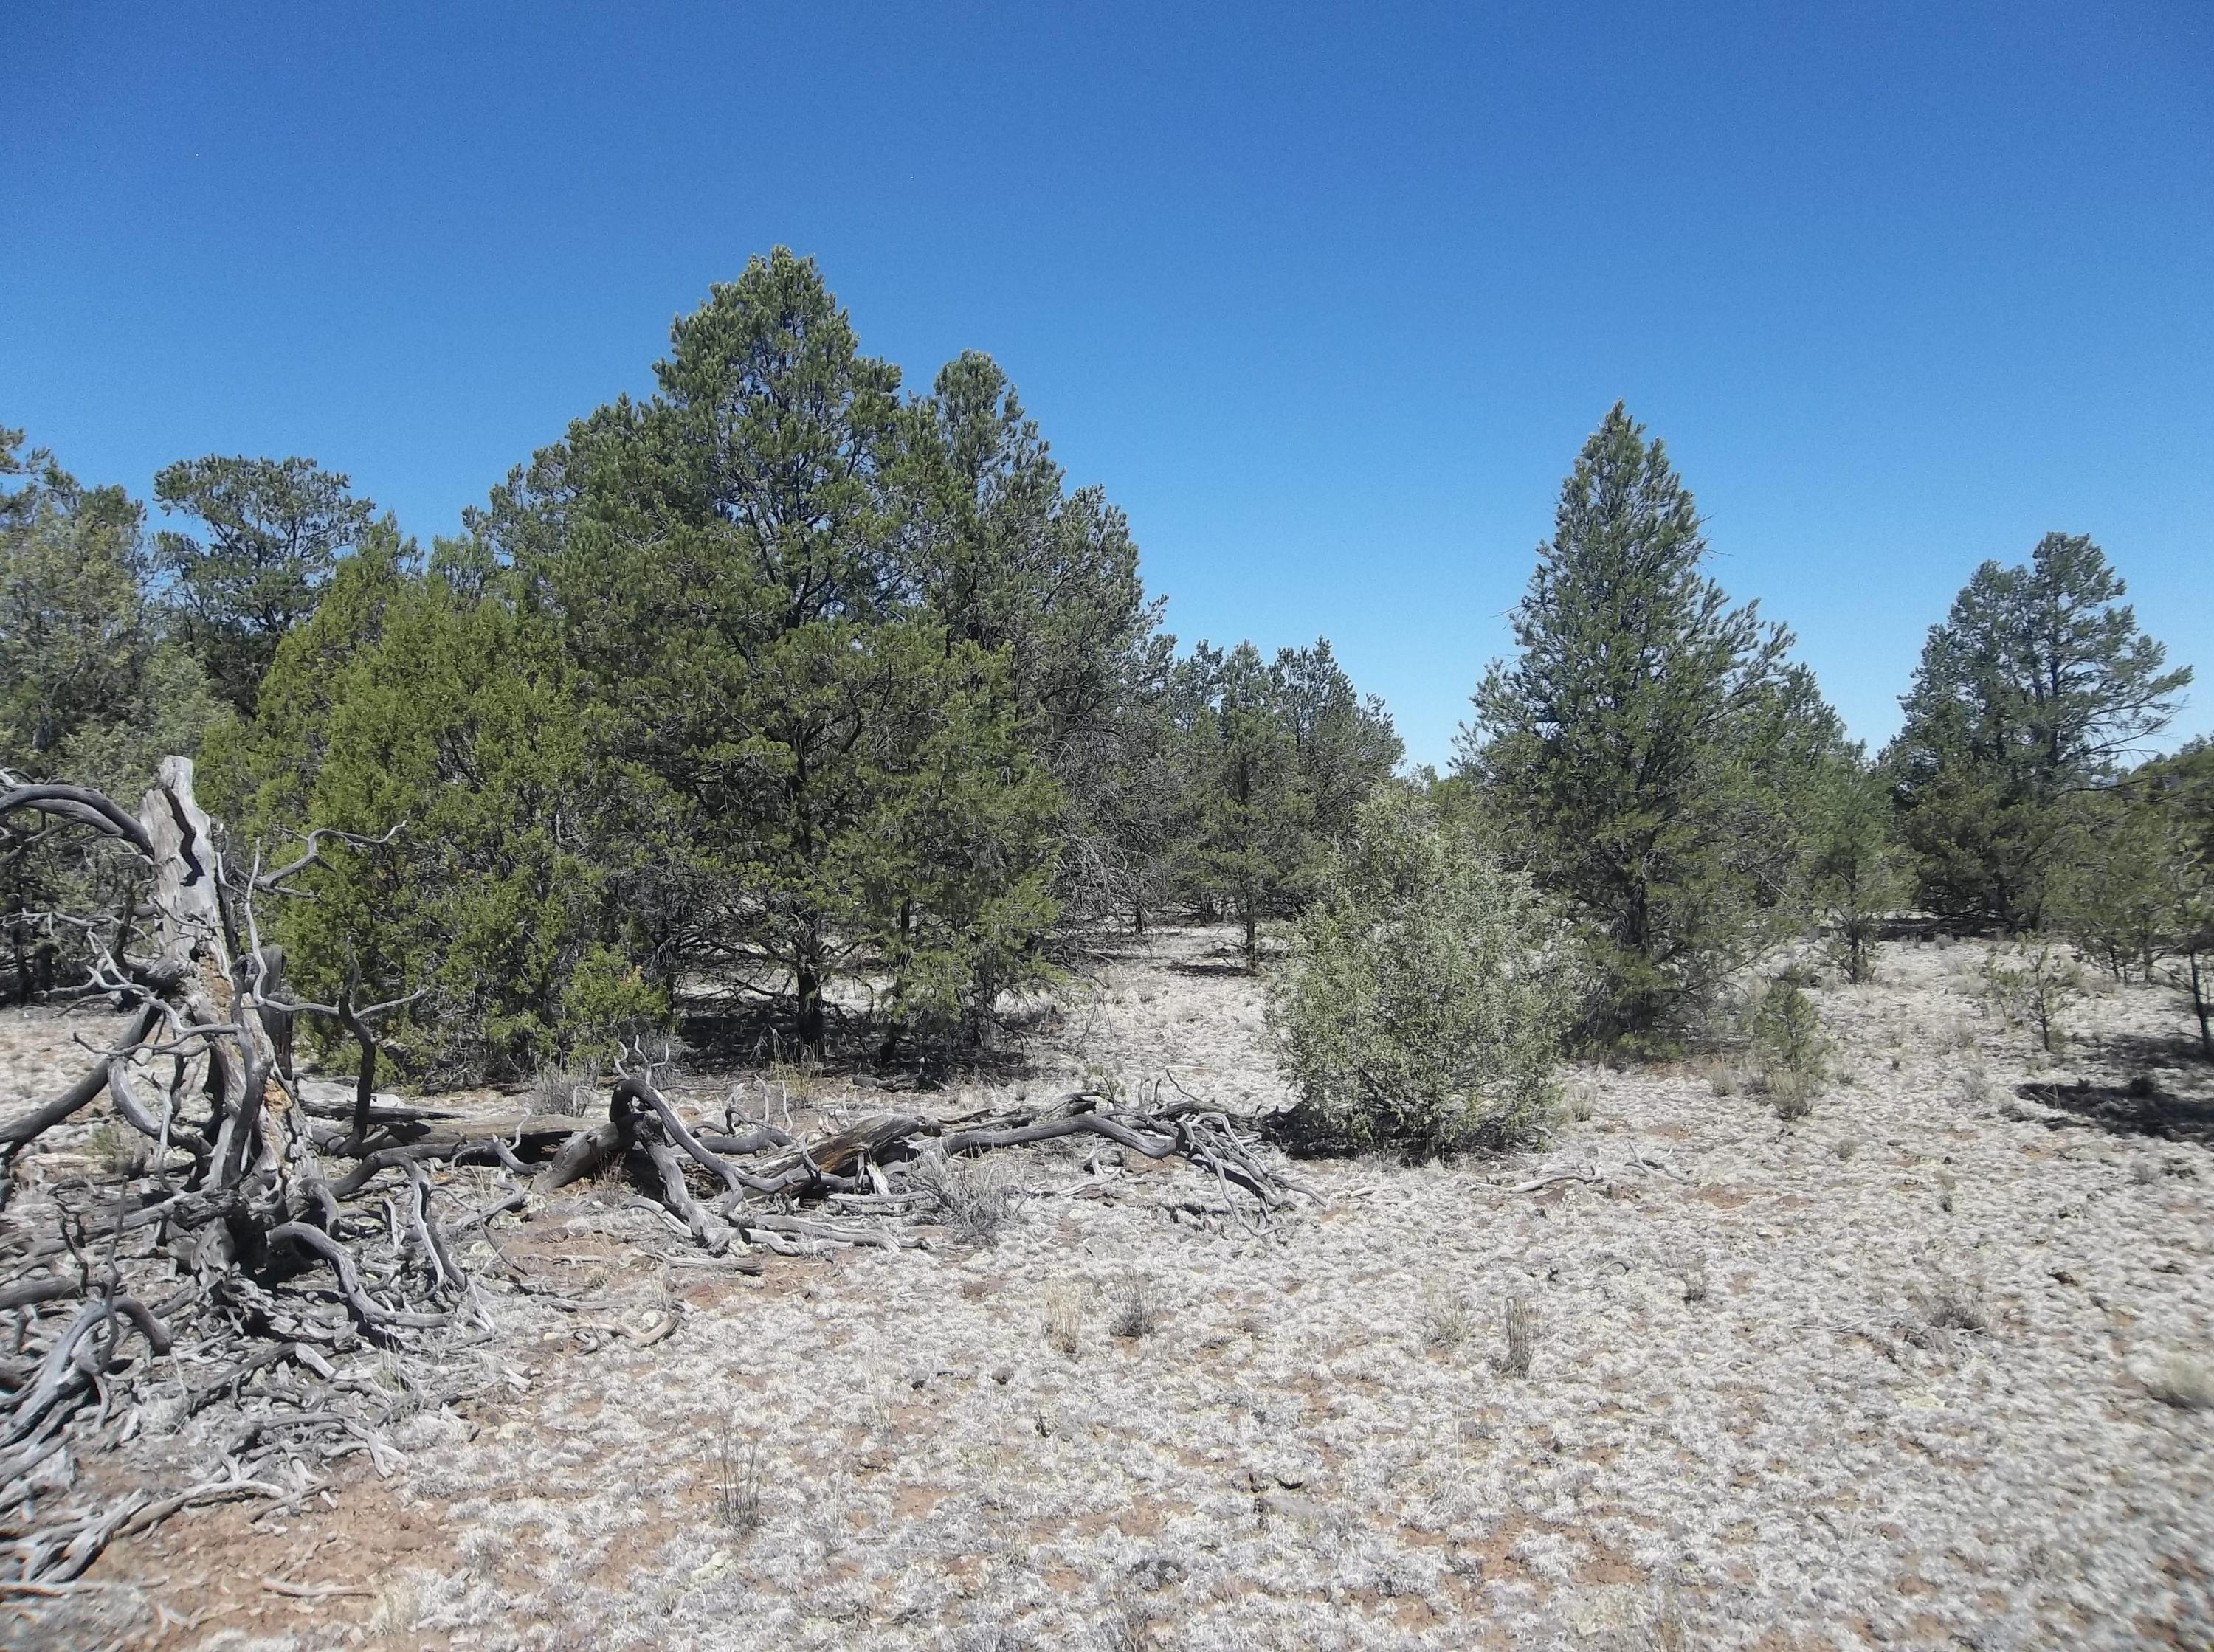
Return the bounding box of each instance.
[85,1122,147,1179]
[1750,977,1829,1117]
[1268,789,1574,1157]
[1982,941,2082,1054]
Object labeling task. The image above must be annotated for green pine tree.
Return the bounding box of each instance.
[153,454,376,716]
[1460,403,1835,1046]
[1888,532,2191,930]
[1801,743,1907,984]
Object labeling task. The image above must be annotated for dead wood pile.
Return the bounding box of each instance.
[0,759,1300,1589]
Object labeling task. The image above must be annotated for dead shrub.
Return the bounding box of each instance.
[529,1058,603,1118]
[717,1423,765,1532]
[910,1147,1019,1245]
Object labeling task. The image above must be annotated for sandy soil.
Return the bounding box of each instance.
[4,925,2211,1651]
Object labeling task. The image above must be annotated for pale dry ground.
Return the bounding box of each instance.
[3,925,2212,1651]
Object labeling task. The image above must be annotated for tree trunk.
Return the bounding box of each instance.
[796,965,825,1053]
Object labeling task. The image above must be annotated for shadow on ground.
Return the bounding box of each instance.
[2017,1077,2214,1147]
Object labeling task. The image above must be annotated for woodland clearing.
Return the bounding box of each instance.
[1,924,2210,1651]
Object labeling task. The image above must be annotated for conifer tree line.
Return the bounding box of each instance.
[4,251,2207,1080]
[1,251,1397,1076]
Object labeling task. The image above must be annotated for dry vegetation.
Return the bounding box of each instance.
[4,925,2211,1649]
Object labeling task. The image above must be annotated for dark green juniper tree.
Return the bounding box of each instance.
[226,560,663,1077]
[464,249,1066,1058]
[1459,403,1835,1046]
[1887,532,2190,931]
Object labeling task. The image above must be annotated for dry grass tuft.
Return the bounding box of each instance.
[1110,1276,1160,1340]
[911,1148,1020,1245]
[1497,1293,1537,1377]
[1958,1061,1992,1109]
[1924,1276,1989,1333]
[1094,1594,1156,1652]
[717,1423,765,1532]
[366,1580,421,1648]
[529,1060,603,1117]
[1420,1280,1472,1351]
[1045,1288,1084,1358]
[1645,1585,1694,1652]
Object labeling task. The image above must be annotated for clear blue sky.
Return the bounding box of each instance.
[5,1,2209,766]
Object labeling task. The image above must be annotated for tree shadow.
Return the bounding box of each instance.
[2015,1077,2214,1147]
[1168,959,1255,978]
[2097,1028,2213,1072]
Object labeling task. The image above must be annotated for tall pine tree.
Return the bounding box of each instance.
[1461,403,1833,1044]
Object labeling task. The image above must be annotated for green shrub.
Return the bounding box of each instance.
[1982,941,2082,1054]
[1750,976,1829,1117]
[1266,788,1573,1156]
